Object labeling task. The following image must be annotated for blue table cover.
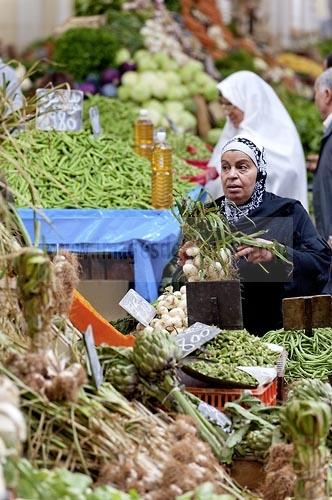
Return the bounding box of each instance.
[18,208,181,301]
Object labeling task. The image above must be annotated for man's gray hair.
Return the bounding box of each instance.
[316,68,332,91]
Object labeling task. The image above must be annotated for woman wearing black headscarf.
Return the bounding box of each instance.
[215,134,331,335]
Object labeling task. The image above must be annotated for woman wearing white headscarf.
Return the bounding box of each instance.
[205,71,308,209]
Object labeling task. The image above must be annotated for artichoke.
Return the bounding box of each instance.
[99,347,138,396]
[132,330,180,379]
[245,428,273,458]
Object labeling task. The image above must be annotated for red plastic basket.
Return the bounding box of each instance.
[187,378,277,410]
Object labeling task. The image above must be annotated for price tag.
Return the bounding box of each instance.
[84,325,103,388]
[119,289,156,327]
[89,105,102,138]
[36,89,83,131]
[237,366,277,386]
[198,401,232,432]
[175,322,220,358]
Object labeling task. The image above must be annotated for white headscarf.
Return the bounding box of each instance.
[205,71,308,210]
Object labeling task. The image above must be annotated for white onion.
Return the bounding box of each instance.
[185,246,200,257]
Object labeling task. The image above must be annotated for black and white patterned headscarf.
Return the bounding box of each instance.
[219,135,267,223]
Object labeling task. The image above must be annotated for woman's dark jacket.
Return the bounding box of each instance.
[216,192,331,335]
[173,192,331,336]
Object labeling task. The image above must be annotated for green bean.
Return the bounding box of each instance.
[0,129,198,209]
[263,327,332,382]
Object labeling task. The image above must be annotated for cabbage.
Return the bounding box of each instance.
[147,108,163,126]
[178,111,197,131]
[202,84,218,102]
[153,52,173,70]
[151,79,168,99]
[163,71,182,87]
[118,86,131,101]
[137,57,158,72]
[194,72,216,87]
[161,58,179,72]
[207,128,222,145]
[187,82,200,96]
[130,82,151,102]
[145,99,165,114]
[183,98,197,113]
[133,49,151,63]
[164,101,184,115]
[115,48,131,66]
[166,85,189,101]
[121,71,139,87]
[180,60,204,82]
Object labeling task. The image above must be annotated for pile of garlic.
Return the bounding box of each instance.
[138,286,187,336]
[140,8,203,65]
[182,244,233,282]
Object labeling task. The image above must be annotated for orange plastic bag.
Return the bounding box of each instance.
[70,289,135,347]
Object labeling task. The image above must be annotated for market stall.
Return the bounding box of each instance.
[18,207,180,301]
[1,0,332,498]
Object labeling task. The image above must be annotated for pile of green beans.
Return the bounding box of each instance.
[83,96,209,178]
[189,329,279,385]
[0,130,196,209]
[262,328,332,382]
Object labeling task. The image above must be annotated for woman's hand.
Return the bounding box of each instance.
[235,238,274,264]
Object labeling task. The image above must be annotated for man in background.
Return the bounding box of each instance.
[313,68,332,244]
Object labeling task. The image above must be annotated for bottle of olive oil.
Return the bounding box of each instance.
[134,109,153,160]
[151,130,173,209]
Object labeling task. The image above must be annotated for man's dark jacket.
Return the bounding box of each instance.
[313,121,332,240]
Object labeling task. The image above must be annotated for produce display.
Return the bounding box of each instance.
[276,52,323,79]
[186,330,280,386]
[1,1,332,497]
[0,130,197,209]
[262,328,332,382]
[117,50,218,131]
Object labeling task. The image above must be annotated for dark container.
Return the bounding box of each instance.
[186,280,243,329]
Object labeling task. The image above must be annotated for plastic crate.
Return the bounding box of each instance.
[187,378,277,410]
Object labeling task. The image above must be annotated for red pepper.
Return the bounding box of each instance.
[184,159,209,170]
[181,167,219,186]
[186,144,198,155]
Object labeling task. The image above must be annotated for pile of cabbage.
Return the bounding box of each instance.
[118,50,218,133]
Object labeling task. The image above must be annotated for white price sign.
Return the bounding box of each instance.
[175,322,220,358]
[119,289,156,327]
[36,89,83,131]
[198,401,232,432]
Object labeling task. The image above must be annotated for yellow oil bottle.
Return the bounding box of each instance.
[151,130,173,209]
[134,109,153,160]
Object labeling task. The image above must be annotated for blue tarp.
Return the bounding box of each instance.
[18,208,181,301]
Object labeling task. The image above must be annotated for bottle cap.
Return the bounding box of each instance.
[156,130,166,142]
[139,109,149,118]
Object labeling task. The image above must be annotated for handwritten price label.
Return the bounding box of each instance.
[175,322,220,358]
[198,401,232,432]
[36,89,83,132]
[119,289,156,327]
